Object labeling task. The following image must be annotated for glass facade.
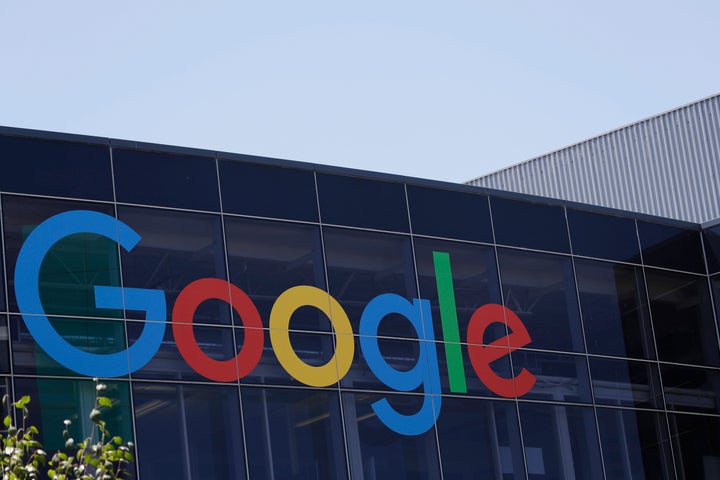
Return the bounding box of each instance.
[1,129,720,479]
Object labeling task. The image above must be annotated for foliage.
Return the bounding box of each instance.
[0,379,134,480]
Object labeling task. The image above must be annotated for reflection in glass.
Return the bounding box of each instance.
[645,268,719,366]
[497,249,584,352]
[589,357,663,408]
[436,397,525,479]
[518,402,603,480]
[669,413,720,479]
[596,408,673,480]
[243,387,348,480]
[134,382,246,480]
[342,391,442,479]
[576,259,654,359]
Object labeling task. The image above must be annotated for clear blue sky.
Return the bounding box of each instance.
[1,1,718,183]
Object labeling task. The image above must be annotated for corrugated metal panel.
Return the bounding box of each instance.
[468,94,720,223]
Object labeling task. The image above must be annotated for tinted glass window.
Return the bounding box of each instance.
[2,196,117,315]
[118,207,228,324]
[0,316,9,374]
[342,391,442,478]
[324,228,416,338]
[567,209,640,262]
[225,217,326,331]
[575,259,654,359]
[638,220,705,273]
[596,408,673,480]
[511,350,592,403]
[491,197,570,253]
[436,398,525,479]
[661,364,720,414]
[589,357,663,408]
[15,377,133,453]
[645,268,719,366]
[668,413,720,479]
[219,160,318,222]
[240,331,336,387]
[703,223,720,274]
[11,315,127,377]
[0,135,113,200]
[406,185,492,242]
[413,238,501,342]
[134,383,246,479]
[113,148,220,211]
[497,249,584,352]
[518,402,603,480]
[243,387,347,479]
[317,174,409,232]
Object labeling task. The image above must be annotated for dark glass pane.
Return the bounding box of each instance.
[11,315,127,377]
[511,350,592,403]
[638,220,705,273]
[589,357,663,408]
[661,364,720,414]
[0,316,10,373]
[406,185,492,242]
[14,377,133,454]
[219,160,318,222]
[669,413,720,479]
[342,391,442,478]
[413,238,502,343]
[575,259,655,359]
[113,148,220,211]
[704,224,720,274]
[225,217,326,331]
[128,321,236,382]
[491,197,570,253]
[2,196,117,315]
[438,344,513,398]
[133,382,246,480]
[317,174,409,232]
[518,402,603,480]
[324,228,417,338]
[243,387,348,480]
[567,209,640,262]
[118,207,228,324]
[596,408,673,480]
[497,249,584,352]
[436,397,525,479]
[341,336,440,394]
[0,135,113,200]
[240,331,336,387]
[645,268,719,366]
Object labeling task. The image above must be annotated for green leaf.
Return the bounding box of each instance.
[3,416,11,427]
[97,397,113,408]
[19,396,30,405]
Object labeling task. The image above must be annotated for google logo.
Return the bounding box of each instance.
[15,210,536,435]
